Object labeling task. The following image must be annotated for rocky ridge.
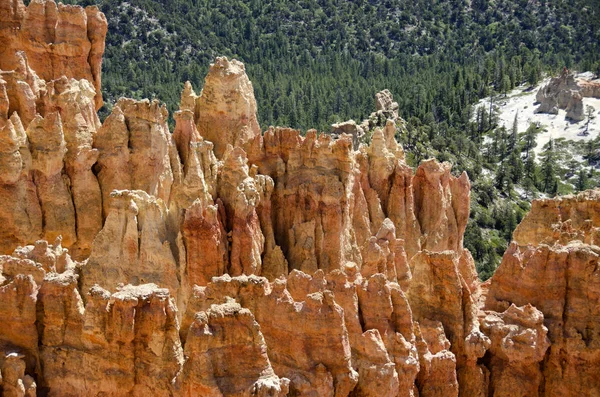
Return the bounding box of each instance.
[0,1,599,396]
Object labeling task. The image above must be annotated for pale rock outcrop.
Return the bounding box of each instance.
[192,57,261,159]
[331,120,365,150]
[375,89,400,118]
[565,91,584,121]
[535,70,598,122]
[357,90,403,138]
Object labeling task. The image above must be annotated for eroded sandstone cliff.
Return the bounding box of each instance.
[1,1,599,396]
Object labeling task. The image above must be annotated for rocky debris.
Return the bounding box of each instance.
[331,120,365,150]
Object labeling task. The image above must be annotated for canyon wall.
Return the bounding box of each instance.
[1,1,599,396]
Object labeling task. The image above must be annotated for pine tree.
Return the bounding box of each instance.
[540,139,558,195]
[523,176,537,199]
[501,75,511,97]
[576,168,589,191]
[511,111,519,150]
[509,150,524,183]
[524,123,537,157]
[585,105,596,136]
[524,151,538,182]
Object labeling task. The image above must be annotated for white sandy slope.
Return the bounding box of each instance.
[476,72,600,154]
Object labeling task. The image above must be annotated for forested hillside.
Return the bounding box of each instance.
[55,0,600,278]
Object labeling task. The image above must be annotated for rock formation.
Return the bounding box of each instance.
[0,0,107,110]
[536,69,600,121]
[1,1,600,395]
[185,57,261,159]
[512,189,600,246]
[485,189,600,396]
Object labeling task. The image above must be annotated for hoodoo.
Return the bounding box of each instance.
[0,1,599,396]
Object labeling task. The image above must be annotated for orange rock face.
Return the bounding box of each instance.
[1,2,600,395]
[0,0,107,110]
[512,189,600,246]
[486,190,600,396]
[188,57,262,159]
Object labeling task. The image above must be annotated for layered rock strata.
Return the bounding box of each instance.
[1,2,600,395]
